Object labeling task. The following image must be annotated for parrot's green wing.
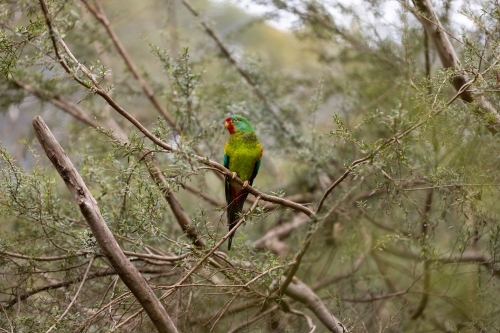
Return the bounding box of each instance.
[249,159,261,186]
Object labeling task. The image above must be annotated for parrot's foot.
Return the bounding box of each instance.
[242,180,249,188]
[231,172,237,179]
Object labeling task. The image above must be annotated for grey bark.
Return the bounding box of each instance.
[32,116,179,333]
[412,0,500,133]
[284,277,348,333]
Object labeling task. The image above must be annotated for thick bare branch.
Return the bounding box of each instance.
[411,0,471,100]
[284,277,347,333]
[411,0,500,133]
[32,116,178,333]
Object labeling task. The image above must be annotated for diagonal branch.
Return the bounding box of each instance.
[410,0,500,133]
[32,115,178,333]
[284,277,347,333]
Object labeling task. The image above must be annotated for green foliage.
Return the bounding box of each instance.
[2,0,500,332]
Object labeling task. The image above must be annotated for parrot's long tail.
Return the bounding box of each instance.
[227,191,249,251]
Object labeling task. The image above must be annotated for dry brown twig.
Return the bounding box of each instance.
[226,305,279,333]
[44,256,95,333]
[111,197,263,331]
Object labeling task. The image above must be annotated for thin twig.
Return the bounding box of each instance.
[45,256,95,333]
[81,0,180,133]
[226,305,279,333]
[0,250,93,262]
[181,0,300,146]
[122,251,189,262]
[113,198,262,330]
[289,308,316,333]
[0,305,14,333]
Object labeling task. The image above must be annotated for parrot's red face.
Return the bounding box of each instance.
[225,117,236,134]
[225,115,253,135]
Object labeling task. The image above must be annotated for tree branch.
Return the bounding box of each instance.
[384,247,500,278]
[411,189,433,319]
[45,257,95,333]
[284,277,347,333]
[0,250,93,262]
[411,0,500,133]
[32,115,178,333]
[80,0,181,134]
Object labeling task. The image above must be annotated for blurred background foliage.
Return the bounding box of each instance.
[1,0,500,332]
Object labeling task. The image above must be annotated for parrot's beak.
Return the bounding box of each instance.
[224,118,231,129]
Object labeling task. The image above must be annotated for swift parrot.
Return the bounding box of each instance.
[223,115,263,250]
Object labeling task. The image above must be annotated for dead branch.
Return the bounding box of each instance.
[284,277,347,333]
[31,115,178,333]
[411,0,500,133]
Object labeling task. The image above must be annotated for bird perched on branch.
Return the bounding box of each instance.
[223,115,263,250]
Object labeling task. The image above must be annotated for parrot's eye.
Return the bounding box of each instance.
[233,119,239,123]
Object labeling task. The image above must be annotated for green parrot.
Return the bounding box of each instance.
[223,115,263,250]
